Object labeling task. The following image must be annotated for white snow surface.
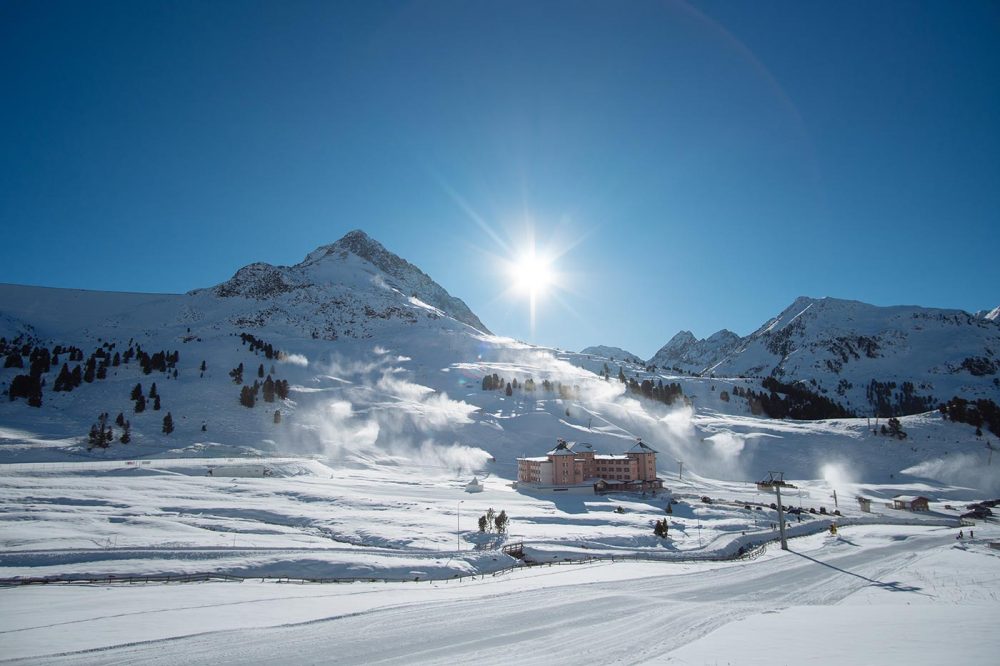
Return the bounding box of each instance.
[2,236,1000,664]
[2,524,999,663]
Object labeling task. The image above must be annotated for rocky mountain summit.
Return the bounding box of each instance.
[192,230,490,338]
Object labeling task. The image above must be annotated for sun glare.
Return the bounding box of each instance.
[512,251,554,296]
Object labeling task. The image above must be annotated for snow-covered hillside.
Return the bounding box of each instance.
[1,235,997,493]
[649,296,1000,415]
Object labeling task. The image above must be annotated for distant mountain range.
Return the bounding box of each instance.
[607,296,1000,415]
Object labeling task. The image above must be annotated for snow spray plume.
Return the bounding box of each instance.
[903,454,1000,495]
[280,353,309,368]
[281,349,489,474]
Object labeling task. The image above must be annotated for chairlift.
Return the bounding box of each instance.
[756,470,797,492]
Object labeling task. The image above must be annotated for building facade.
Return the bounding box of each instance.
[517,439,663,493]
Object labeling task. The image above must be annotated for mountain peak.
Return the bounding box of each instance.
[302,229,386,266]
[201,230,490,334]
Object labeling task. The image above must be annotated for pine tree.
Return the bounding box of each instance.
[153,394,161,411]
[239,385,256,408]
[119,421,131,444]
[135,394,146,413]
[262,375,275,402]
[115,412,125,427]
[505,382,512,397]
[162,412,174,434]
[495,510,509,534]
[273,409,281,424]
[131,383,143,400]
[258,363,264,378]
[149,383,158,399]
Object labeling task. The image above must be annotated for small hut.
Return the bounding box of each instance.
[892,495,929,511]
[465,477,484,493]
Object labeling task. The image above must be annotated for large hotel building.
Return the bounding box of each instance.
[516,439,663,493]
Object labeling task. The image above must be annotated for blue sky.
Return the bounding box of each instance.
[2,1,998,358]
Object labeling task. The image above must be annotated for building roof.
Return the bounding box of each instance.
[518,456,549,462]
[893,495,929,503]
[594,454,630,460]
[628,440,658,454]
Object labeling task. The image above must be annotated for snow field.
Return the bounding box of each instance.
[2,524,998,664]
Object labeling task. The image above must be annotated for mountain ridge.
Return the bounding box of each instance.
[641,295,1000,415]
[192,230,490,335]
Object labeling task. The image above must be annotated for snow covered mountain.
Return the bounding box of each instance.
[649,296,1000,415]
[648,329,742,375]
[579,345,643,364]
[191,229,490,337]
[0,230,507,464]
[976,305,1000,321]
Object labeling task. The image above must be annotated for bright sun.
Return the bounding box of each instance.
[512,251,554,296]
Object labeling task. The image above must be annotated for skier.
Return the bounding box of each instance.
[957,530,964,540]
[970,529,974,539]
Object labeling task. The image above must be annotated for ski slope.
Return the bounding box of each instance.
[2,524,997,664]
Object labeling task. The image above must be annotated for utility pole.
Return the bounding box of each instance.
[677,460,683,481]
[775,481,788,550]
[832,489,838,509]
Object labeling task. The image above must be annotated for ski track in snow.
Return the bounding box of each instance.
[3,529,988,664]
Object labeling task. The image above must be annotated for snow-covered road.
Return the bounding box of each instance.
[5,525,995,664]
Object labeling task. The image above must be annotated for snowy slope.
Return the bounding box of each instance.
[3,524,998,664]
